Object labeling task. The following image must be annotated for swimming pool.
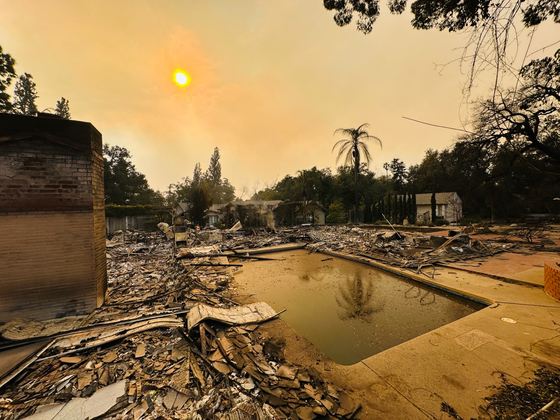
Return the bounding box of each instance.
[233,250,486,365]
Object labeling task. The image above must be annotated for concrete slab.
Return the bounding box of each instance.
[24,399,85,420]
[447,251,560,287]
[360,328,503,418]
[510,267,545,285]
[23,380,126,420]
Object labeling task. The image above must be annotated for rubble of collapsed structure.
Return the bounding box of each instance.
[0,224,552,419]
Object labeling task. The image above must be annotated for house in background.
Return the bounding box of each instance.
[173,202,192,226]
[204,200,327,228]
[415,192,462,224]
[206,204,222,227]
[208,200,283,228]
[275,201,327,226]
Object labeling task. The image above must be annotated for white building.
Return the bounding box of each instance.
[415,192,462,223]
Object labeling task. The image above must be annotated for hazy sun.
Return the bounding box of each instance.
[173,70,190,87]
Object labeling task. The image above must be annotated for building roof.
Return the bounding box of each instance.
[228,200,283,207]
[205,200,284,215]
[276,200,327,212]
[415,192,460,206]
[206,204,225,215]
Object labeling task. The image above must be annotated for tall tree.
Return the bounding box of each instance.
[55,97,71,119]
[468,48,560,166]
[332,123,382,223]
[206,147,222,188]
[253,167,335,209]
[12,73,38,116]
[192,163,202,187]
[103,144,159,205]
[0,45,16,112]
[190,184,211,226]
[166,177,191,206]
[385,158,408,192]
[204,147,235,204]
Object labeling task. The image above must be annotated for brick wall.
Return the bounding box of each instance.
[0,138,92,212]
[0,114,106,322]
[544,263,560,303]
[0,212,95,320]
[91,133,107,307]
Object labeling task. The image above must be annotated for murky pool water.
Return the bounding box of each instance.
[233,250,486,365]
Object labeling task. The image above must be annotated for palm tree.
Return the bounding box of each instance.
[332,123,382,223]
[336,273,384,322]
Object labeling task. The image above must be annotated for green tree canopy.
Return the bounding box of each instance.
[469,48,560,166]
[204,148,235,204]
[12,72,38,116]
[252,165,391,224]
[192,163,203,187]
[385,158,408,192]
[253,167,337,209]
[326,201,348,224]
[206,147,221,188]
[103,144,161,205]
[0,45,73,117]
[190,184,211,226]
[323,0,559,34]
[0,45,16,112]
[324,0,559,92]
[55,97,71,119]
[166,148,236,225]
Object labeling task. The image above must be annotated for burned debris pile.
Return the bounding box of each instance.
[306,226,516,273]
[173,224,520,274]
[1,224,549,419]
[0,235,360,420]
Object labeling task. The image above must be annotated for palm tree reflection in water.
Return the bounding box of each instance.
[336,272,385,322]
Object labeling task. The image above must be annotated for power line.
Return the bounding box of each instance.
[402,116,475,134]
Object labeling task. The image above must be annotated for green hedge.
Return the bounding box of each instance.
[105,204,155,218]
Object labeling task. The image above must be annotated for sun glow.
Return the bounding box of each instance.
[173,70,190,87]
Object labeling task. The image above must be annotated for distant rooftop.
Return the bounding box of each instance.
[415,192,459,206]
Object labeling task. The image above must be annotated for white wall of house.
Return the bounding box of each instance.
[315,210,326,225]
[444,198,463,222]
[415,192,462,223]
[416,205,432,223]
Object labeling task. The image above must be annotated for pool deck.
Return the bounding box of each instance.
[249,248,560,419]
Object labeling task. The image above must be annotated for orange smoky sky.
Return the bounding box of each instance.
[1,1,557,195]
